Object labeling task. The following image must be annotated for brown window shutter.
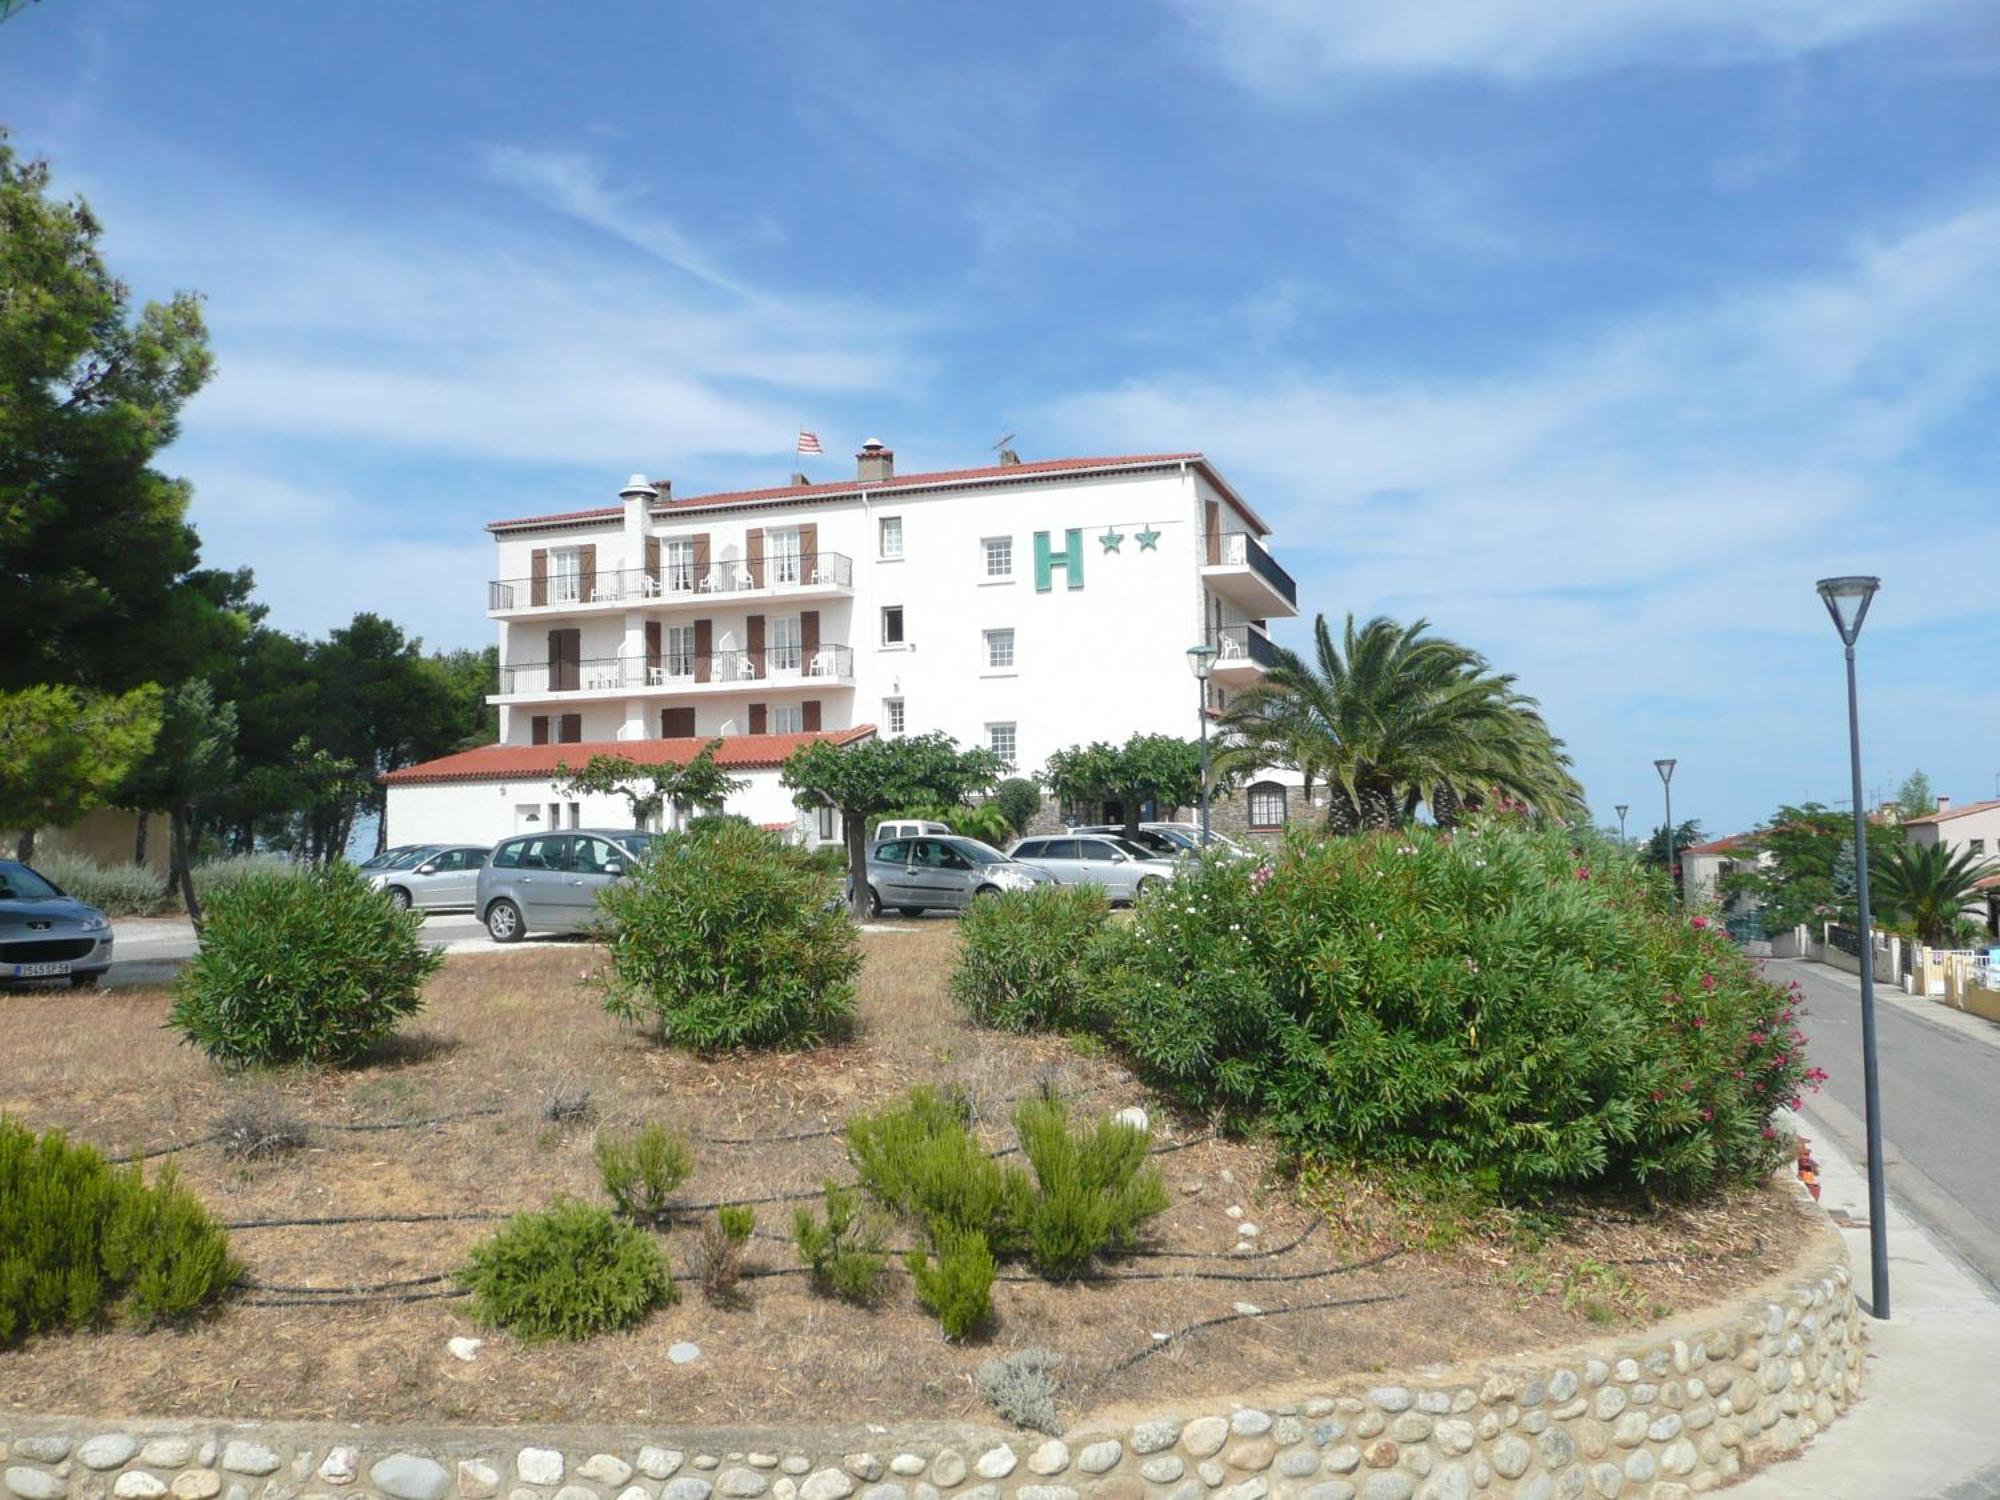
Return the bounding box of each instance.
[800,610,820,668]
[798,523,819,581]
[748,703,767,735]
[530,548,549,607]
[579,543,597,601]
[692,532,711,588]
[660,707,695,738]
[746,614,765,679]
[531,715,550,745]
[746,528,765,588]
[693,618,713,684]
[645,620,662,674]
[558,713,582,744]
[644,534,660,584]
[548,627,580,691]
[1205,502,1221,564]
[802,700,822,732]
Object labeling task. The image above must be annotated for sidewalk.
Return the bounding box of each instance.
[1729,1109,2000,1498]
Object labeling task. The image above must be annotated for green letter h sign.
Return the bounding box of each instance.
[1034,529,1085,592]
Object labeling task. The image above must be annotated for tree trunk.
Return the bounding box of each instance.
[170,803,204,934]
[13,829,33,862]
[847,810,871,918]
[373,788,389,855]
[134,810,151,866]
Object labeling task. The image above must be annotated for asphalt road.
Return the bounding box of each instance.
[94,912,502,988]
[1772,956,2000,1295]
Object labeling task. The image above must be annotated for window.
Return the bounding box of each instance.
[987,722,1017,767]
[771,703,804,735]
[664,538,696,593]
[769,527,802,586]
[1041,839,1080,861]
[1972,838,1988,856]
[514,835,572,872]
[817,803,836,840]
[875,840,908,865]
[881,606,905,645]
[660,706,695,738]
[771,615,803,672]
[879,515,904,559]
[557,713,582,744]
[665,624,696,678]
[1248,781,1288,830]
[984,628,1015,671]
[549,547,583,604]
[884,697,905,735]
[983,536,1013,578]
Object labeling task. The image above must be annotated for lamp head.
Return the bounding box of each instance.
[1816,575,1880,646]
[1614,803,1629,819]
[1654,758,1676,785]
[1186,643,1218,681]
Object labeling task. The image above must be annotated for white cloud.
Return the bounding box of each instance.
[1169,0,1970,88]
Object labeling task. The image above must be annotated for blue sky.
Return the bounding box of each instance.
[5,0,1998,838]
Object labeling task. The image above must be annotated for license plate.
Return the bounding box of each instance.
[12,961,72,978]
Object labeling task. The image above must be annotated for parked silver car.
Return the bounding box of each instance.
[1006,833,1179,904]
[0,859,114,988]
[476,828,657,941]
[368,844,491,912]
[357,843,434,873]
[1070,824,1187,859]
[1138,822,1258,859]
[861,834,1051,916]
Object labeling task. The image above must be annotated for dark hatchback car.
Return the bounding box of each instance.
[0,859,115,988]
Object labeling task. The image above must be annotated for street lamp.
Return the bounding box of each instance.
[1818,573,1890,1320]
[1614,803,1630,850]
[1654,759,1677,903]
[1186,644,1218,847]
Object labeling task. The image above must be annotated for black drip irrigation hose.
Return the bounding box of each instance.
[102,1106,507,1165]
[1100,1288,1418,1376]
[241,1287,470,1308]
[105,1132,222,1164]
[223,1209,510,1231]
[238,1271,454,1294]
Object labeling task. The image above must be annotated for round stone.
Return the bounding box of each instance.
[518,1452,565,1487]
[1491,1437,1531,1480]
[1360,1476,1414,1500]
[1223,1444,1273,1474]
[857,1487,904,1500]
[1623,1451,1656,1484]
[555,1486,601,1500]
[783,1460,813,1478]
[1648,1415,1683,1443]
[1182,1421,1229,1459]
[889,1459,925,1479]
[1077,1444,1120,1478]
[1027,1445,1069,1478]
[79,1437,139,1472]
[222,1445,281,1479]
[664,1481,715,1500]
[800,1475,853,1500]
[171,1473,222,1500]
[1418,1464,1469,1500]
[1660,1440,1698,1476]
[1366,1388,1413,1414]
[6,1470,62,1500]
[1131,1422,1179,1457]
[370,1457,450,1500]
[1015,1490,1077,1500]
[641,1453,687,1482]
[973,1450,1015,1482]
[1432,1421,1473,1456]
[140,1444,195,1471]
[1217,1482,1266,1500]
[1537,1429,1575,1471]
[1300,1486,1356,1500]
[1324,1447,1361,1475]
[456,1462,497,1499]
[717,1470,769,1498]
[669,1342,702,1365]
[1588,1462,1623,1497]
[1139,1459,1184,1485]
[584,1457,636,1487]
[114,1477,168,1500]
[845,1460,884,1485]
[1593,1389,1626,1421]
[13,1443,69,1466]
[930,1454,967,1490]
[1611,1413,1648,1449]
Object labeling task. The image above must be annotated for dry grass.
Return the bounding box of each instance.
[0,923,1815,1428]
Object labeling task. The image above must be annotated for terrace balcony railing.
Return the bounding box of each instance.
[496,645,855,697]
[1213,623,1281,670]
[488,552,855,612]
[1204,532,1299,610]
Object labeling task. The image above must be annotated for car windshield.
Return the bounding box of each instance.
[1105,836,1159,860]
[613,833,657,861]
[946,838,1010,865]
[385,846,441,870]
[0,863,63,900]
[358,847,416,870]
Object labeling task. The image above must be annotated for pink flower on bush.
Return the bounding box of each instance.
[1748,1030,1769,1045]
[1700,973,1718,992]
[1691,915,1709,929]
[1574,866,1590,880]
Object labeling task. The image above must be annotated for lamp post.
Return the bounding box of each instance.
[1817,573,1890,1319]
[1654,759,1677,903]
[1614,803,1630,850]
[1187,644,1218,847]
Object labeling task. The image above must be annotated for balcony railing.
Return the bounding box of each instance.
[1204,532,1298,609]
[489,553,855,612]
[1213,624,1280,670]
[496,646,855,697]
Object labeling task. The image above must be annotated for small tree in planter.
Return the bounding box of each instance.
[554,742,745,831]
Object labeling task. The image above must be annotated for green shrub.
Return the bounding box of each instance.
[951,884,1111,1033]
[459,1199,672,1342]
[976,1347,1063,1434]
[191,854,296,905]
[0,1119,239,1347]
[1012,1094,1169,1280]
[168,862,442,1067]
[691,1206,755,1306]
[993,778,1042,837]
[1098,823,1816,1198]
[793,1181,890,1304]
[907,1225,996,1339]
[33,851,166,916]
[595,821,860,1050]
[847,1087,1032,1253]
[950,803,1016,849]
[717,1203,756,1243]
[593,1124,693,1224]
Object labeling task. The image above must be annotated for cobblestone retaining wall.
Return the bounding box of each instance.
[0,1232,1860,1500]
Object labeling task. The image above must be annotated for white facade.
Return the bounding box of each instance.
[386,766,820,847]
[1904,797,2000,862]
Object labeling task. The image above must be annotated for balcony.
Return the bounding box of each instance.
[488,552,856,618]
[1210,624,1279,687]
[491,646,856,704]
[1201,532,1298,618]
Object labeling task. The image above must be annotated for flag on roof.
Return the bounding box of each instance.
[795,429,825,456]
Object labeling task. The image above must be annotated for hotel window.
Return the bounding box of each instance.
[881,605,905,645]
[664,538,696,593]
[983,536,1013,578]
[1248,781,1288,830]
[879,515,904,559]
[884,697,906,735]
[818,803,836,840]
[769,526,802,586]
[549,546,583,604]
[1972,839,1988,855]
[665,624,696,677]
[987,722,1017,768]
[984,628,1015,670]
[771,703,804,735]
[771,615,803,672]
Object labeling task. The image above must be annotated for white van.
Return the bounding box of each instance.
[873,819,952,843]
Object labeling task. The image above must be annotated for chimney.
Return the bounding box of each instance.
[1936,794,1952,814]
[790,472,812,487]
[998,448,1021,466]
[618,473,658,506]
[857,438,894,483]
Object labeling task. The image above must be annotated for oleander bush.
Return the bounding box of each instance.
[593,1123,693,1224]
[1096,821,1817,1198]
[950,884,1111,1033]
[459,1199,673,1342]
[191,854,296,904]
[595,821,860,1051]
[0,1119,240,1347]
[31,851,166,915]
[168,862,442,1067]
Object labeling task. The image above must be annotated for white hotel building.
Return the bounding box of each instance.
[383,443,1303,845]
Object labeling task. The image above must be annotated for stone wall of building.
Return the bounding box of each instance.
[0,1230,1861,1500]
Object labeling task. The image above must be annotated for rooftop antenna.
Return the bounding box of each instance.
[992,431,1016,455]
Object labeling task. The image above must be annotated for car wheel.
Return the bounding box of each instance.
[970,886,1000,902]
[898,906,926,917]
[68,971,102,990]
[485,899,525,943]
[1136,876,1166,900]
[386,886,413,911]
[865,884,883,918]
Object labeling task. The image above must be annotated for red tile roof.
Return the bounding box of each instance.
[380,727,875,786]
[487,452,1267,534]
[1903,798,2000,826]
[1679,833,1756,857]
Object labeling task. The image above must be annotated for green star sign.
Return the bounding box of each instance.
[1099,527,1125,553]
[1135,525,1161,551]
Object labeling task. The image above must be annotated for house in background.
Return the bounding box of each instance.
[1679,832,1772,920]
[1902,796,2000,937]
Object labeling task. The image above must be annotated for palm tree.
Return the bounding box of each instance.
[1869,840,1999,948]
[1217,613,1584,832]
